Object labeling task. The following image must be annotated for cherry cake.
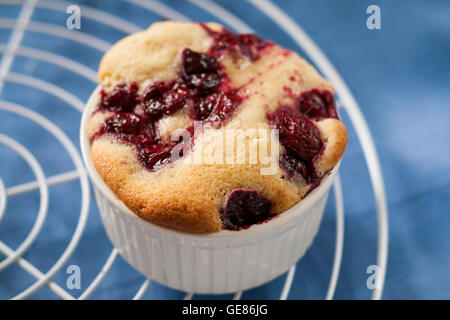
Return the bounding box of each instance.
[87,21,347,233]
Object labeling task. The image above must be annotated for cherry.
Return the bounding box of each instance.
[138,144,174,171]
[95,48,240,173]
[201,24,271,61]
[279,152,313,183]
[269,107,322,162]
[221,189,272,230]
[184,72,221,96]
[103,112,144,135]
[190,94,216,120]
[190,92,239,123]
[140,82,189,120]
[182,49,219,75]
[101,112,156,145]
[296,89,338,119]
[99,82,139,112]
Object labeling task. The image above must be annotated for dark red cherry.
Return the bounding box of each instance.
[281,119,322,163]
[140,82,189,120]
[102,113,156,145]
[221,189,272,230]
[297,89,338,119]
[189,92,238,122]
[164,82,191,111]
[201,24,271,61]
[269,107,322,162]
[140,82,168,119]
[103,112,144,135]
[235,34,268,61]
[94,42,243,174]
[279,152,313,183]
[184,72,221,96]
[190,95,216,120]
[100,82,139,112]
[138,144,174,171]
[182,49,219,75]
[206,92,240,123]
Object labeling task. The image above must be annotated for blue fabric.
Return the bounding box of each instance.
[0,0,448,299]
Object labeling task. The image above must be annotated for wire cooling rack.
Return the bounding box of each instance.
[0,0,388,300]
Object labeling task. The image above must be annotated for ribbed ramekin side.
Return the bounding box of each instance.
[93,186,329,294]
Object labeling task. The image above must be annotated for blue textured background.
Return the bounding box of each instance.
[0,0,449,299]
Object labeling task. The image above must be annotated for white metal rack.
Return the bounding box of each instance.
[0,0,389,300]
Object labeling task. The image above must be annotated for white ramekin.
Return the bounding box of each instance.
[80,87,339,294]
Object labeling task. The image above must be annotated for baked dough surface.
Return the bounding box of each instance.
[88,21,347,232]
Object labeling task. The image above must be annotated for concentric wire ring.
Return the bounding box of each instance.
[0,178,6,222]
[0,134,49,272]
[0,102,90,300]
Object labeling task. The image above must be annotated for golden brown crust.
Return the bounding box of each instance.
[315,118,348,177]
[98,21,222,87]
[91,139,221,232]
[91,137,303,233]
[89,21,348,233]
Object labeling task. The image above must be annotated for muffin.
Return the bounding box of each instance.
[87,21,347,233]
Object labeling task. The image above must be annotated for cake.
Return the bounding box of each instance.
[87,21,348,233]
